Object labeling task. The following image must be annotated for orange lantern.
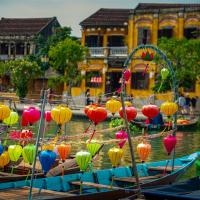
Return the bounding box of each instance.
[137,141,151,162]
[57,143,71,162]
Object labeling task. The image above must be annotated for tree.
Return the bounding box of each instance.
[48,38,86,93]
[153,38,200,92]
[0,60,41,98]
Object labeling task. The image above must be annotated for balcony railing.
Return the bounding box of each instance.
[89,46,128,58]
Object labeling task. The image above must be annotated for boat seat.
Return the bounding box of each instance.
[113,174,163,183]
[70,181,121,190]
[148,166,182,172]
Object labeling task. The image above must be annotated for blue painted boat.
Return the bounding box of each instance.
[0,152,198,200]
[143,176,200,200]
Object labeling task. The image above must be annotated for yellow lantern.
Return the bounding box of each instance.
[3,111,19,125]
[137,141,151,162]
[0,151,10,168]
[106,99,121,115]
[124,101,132,107]
[160,102,178,116]
[8,145,22,162]
[51,105,72,125]
[43,143,55,151]
[108,147,123,167]
[0,104,11,121]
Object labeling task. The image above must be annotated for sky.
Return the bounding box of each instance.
[0,0,199,37]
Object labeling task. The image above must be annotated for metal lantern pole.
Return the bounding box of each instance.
[28,90,47,200]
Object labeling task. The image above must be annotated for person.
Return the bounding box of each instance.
[149,111,164,129]
[85,89,93,105]
[178,93,186,114]
[47,88,53,104]
[185,93,191,115]
[191,96,197,115]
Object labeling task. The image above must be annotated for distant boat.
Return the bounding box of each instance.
[0,152,198,200]
[143,176,200,200]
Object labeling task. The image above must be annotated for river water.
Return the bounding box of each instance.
[44,118,200,180]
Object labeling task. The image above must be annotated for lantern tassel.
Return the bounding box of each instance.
[88,128,96,143]
[83,122,92,136]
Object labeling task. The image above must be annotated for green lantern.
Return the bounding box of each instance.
[161,68,169,80]
[8,145,22,162]
[75,151,92,171]
[22,144,36,165]
[86,140,101,156]
[3,111,19,126]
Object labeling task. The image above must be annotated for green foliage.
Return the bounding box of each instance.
[2,60,41,98]
[153,37,200,92]
[109,118,140,135]
[49,38,86,91]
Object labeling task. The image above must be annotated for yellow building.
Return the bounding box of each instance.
[76,3,200,99]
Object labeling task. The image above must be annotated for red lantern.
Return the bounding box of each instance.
[142,105,159,119]
[44,111,52,122]
[86,106,107,125]
[124,70,131,81]
[119,106,137,122]
[22,107,40,125]
[163,135,177,155]
[86,106,107,143]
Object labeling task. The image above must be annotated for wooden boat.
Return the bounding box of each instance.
[143,176,200,200]
[176,117,199,130]
[0,152,198,200]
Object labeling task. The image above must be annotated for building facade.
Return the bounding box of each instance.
[78,3,200,99]
[0,17,60,93]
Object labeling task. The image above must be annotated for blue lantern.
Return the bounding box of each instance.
[39,150,56,174]
[0,145,3,155]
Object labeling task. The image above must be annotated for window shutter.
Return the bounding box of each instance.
[146,29,151,44]
[138,28,143,45]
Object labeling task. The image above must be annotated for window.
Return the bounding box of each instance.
[0,43,8,54]
[158,28,173,38]
[138,28,151,45]
[86,71,102,88]
[184,28,198,39]
[85,35,103,47]
[107,36,125,47]
[131,72,149,90]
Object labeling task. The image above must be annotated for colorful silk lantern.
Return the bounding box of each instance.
[75,151,92,171]
[106,99,121,115]
[57,143,71,162]
[0,104,11,122]
[51,105,72,125]
[118,140,127,148]
[86,140,101,156]
[39,150,56,174]
[137,141,151,162]
[142,105,159,119]
[160,102,178,116]
[3,111,19,125]
[8,145,22,162]
[124,101,132,107]
[0,151,10,168]
[124,70,131,81]
[163,135,177,155]
[108,147,123,167]
[119,106,137,122]
[22,144,36,165]
[161,68,169,80]
[0,145,3,155]
[86,106,107,142]
[22,107,40,125]
[44,111,52,122]
[115,130,128,140]
[84,104,97,115]
[43,143,55,151]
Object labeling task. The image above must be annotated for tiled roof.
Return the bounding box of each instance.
[0,17,56,36]
[135,3,200,10]
[80,3,200,27]
[80,8,132,27]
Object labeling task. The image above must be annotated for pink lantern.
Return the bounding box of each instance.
[22,107,40,125]
[163,135,177,155]
[44,111,52,122]
[115,130,128,140]
[124,70,131,81]
[118,140,126,148]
